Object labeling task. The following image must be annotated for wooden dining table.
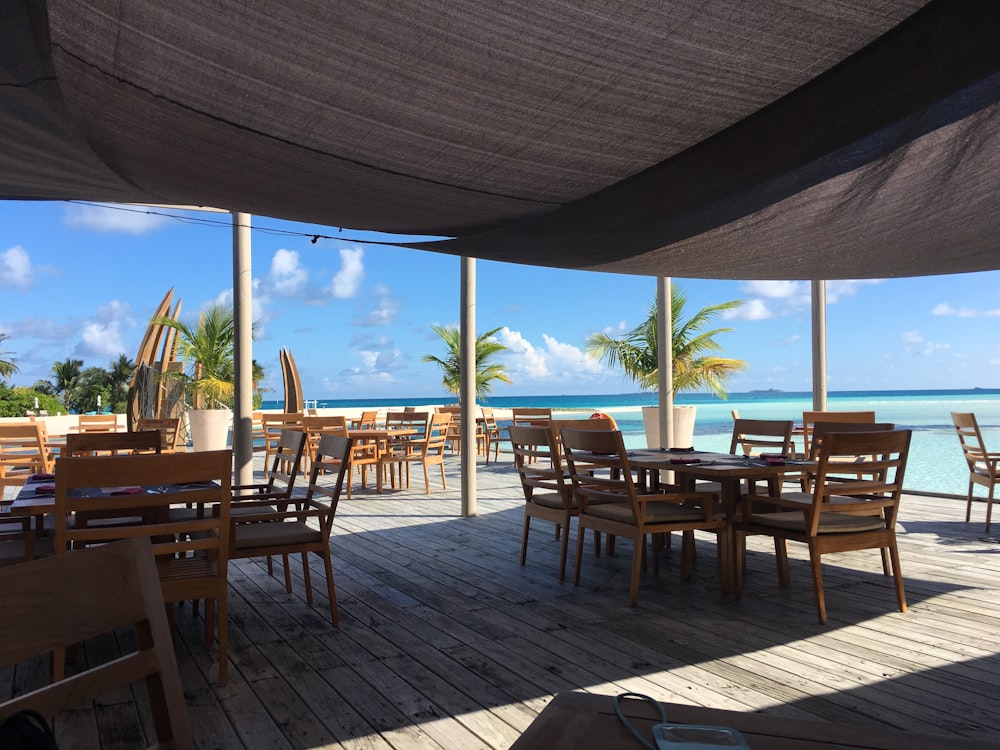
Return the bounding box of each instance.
[511,692,996,749]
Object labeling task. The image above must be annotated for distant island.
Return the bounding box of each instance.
[749,388,783,393]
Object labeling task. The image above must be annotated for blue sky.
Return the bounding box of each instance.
[1,200,998,400]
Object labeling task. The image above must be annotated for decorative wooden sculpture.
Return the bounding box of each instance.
[126,289,184,431]
[280,347,303,414]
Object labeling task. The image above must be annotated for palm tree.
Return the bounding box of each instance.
[0,333,17,381]
[586,284,746,397]
[158,303,235,409]
[107,354,134,412]
[422,325,511,402]
[51,357,83,411]
[156,302,259,409]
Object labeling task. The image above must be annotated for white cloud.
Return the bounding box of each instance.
[330,248,364,299]
[355,284,399,326]
[63,203,168,234]
[74,301,135,359]
[921,342,951,356]
[779,334,800,346]
[497,328,549,378]
[901,330,923,343]
[824,279,881,303]
[267,248,309,297]
[0,245,32,289]
[740,280,806,299]
[601,320,628,336]
[541,334,604,375]
[724,298,773,321]
[932,302,977,317]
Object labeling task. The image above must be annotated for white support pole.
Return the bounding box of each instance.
[657,277,673,450]
[232,212,254,486]
[460,256,477,517]
[811,280,828,411]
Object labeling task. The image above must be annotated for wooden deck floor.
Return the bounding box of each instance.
[16,453,1000,749]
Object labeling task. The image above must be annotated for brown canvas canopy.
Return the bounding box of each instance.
[2,0,998,279]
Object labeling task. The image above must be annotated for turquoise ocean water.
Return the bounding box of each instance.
[262,389,1000,495]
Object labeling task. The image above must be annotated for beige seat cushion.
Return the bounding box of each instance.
[528,491,572,510]
[752,510,886,533]
[233,520,320,549]
[586,500,707,525]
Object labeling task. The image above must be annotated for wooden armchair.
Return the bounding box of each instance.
[261,412,304,472]
[510,424,581,581]
[0,537,193,747]
[301,415,348,474]
[435,405,464,454]
[951,412,1000,532]
[379,412,449,493]
[64,429,162,456]
[230,434,352,624]
[479,406,504,463]
[232,429,306,506]
[736,429,912,624]
[53,450,233,684]
[562,428,730,607]
[801,410,875,457]
[135,417,182,452]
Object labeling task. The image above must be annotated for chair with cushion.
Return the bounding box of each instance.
[232,429,306,506]
[53,450,233,684]
[379,412,449,494]
[230,434,352,624]
[135,417,182,453]
[510,424,582,581]
[301,415,348,474]
[261,411,304,473]
[951,412,1000,533]
[64,429,162,457]
[562,427,731,607]
[736,429,912,624]
[0,537,193,747]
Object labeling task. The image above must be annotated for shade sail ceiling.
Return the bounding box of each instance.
[2,0,998,279]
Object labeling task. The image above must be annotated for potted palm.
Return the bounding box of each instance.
[157,302,256,451]
[586,284,746,448]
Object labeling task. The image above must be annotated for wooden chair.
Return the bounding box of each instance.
[0,537,193,747]
[64,429,162,456]
[53,450,233,684]
[562,427,730,607]
[71,413,120,433]
[382,411,430,487]
[350,410,379,429]
[951,412,1000,533]
[435,405,464,454]
[230,434,352,624]
[730,418,794,458]
[0,514,41,566]
[301,415,348,474]
[135,417,182,453]
[801,410,875,457]
[251,410,266,452]
[0,422,51,492]
[479,407,504,463]
[510,424,588,581]
[261,411,304,472]
[379,412,450,494]
[736,429,912,624]
[232,429,306,506]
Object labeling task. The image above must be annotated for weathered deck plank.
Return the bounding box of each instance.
[7,453,1000,748]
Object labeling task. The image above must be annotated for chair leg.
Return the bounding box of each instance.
[217,595,228,686]
[438,462,447,491]
[966,483,974,523]
[808,543,827,624]
[283,553,293,593]
[204,597,215,648]
[774,538,790,588]
[734,531,745,599]
[680,531,695,580]
[986,485,995,534]
[573,525,586,586]
[558,516,571,582]
[888,536,907,614]
[323,549,339,626]
[629,535,644,607]
[520,514,531,566]
[301,551,313,603]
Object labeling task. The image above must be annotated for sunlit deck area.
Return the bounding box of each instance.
[33,453,1000,748]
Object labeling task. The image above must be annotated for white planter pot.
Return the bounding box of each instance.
[641,405,697,449]
[188,409,232,452]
